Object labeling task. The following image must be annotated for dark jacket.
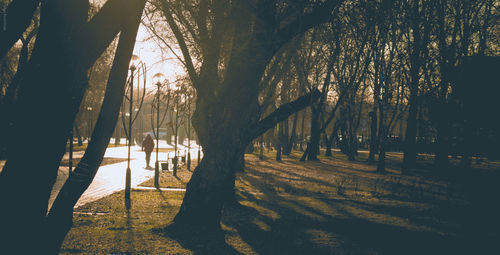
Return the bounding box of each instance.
[142,135,155,152]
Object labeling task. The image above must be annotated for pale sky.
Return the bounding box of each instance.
[133,23,185,90]
[91,0,185,90]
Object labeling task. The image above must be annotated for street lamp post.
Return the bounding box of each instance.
[86,106,93,141]
[173,96,179,177]
[186,91,191,171]
[152,73,166,188]
[69,128,73,175]
[122,54,146,209]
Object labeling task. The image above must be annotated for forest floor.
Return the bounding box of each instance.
[60,150,500,254]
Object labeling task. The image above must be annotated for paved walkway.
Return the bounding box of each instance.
[0,140,201,210]
[52,141,201,209]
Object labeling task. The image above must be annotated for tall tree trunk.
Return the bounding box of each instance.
[276,143,282,161]
[322,130,329,156]
[259,135,264,160]
[114,123,121,145]
[0,1,91,251]
[368,102,380,163]
[402,84,418,173]
[283,112,298,155]
[43,3,144,252]
[377,103,386,173]
[299,109,306,151]
[434,110,450,169]
[0,0,148,252]
[303,107,320,160]
[325,121,340,157]
[169,84,319,237]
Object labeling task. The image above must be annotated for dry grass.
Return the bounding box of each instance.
[61,150,500,254]
[138,161,199,188]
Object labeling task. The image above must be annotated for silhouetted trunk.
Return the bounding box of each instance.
[434,113,450,169]
[304,107,321,160]
[276,143,282,161]
[322,130,328,156]
[259,135,264,160]
[299,109,306,151]
[170,86,319,236]
[43,4,144,253]
[377,137,387,173]
[402,85,418,173]
[283,112,298,155]
[459,120,473,170]
[0,0,147,252]
[114,123,121,145]
[325,136,333,157]
[0,0,40,59]
[0,1,91,251]
[367,102,379,162]
[347,131,357,161]
[377,104,386,173]
[325,121,340,157]
[402,0,429,174]
[162,0,338,237]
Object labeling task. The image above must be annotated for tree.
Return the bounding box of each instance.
[297,24,341,161]
[401,0,432,173]
[151,0,341,236]
[431,0,497,170]
[0,0,147,253]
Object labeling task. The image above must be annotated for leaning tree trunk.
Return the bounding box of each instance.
[0,1,91,251]
[0,0,40,59]
[43,3,144,253]
[0,0,148,252]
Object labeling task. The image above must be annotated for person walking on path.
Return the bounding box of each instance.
[142,134,155,168]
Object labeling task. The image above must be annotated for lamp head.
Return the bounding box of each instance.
[130,54,140,71]
[152,73,165,86]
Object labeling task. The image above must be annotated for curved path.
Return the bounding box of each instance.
[0,141,201,210]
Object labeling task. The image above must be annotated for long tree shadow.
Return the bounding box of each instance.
[152,224,244,255]
[222,158,496,254]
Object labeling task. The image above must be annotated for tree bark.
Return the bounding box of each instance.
[283,112,298,155]
[0,0,145,252]
[0,0,90,251]
[0,0,40,59]
[367,102,379,162]
[163,0,341,238]
[325,121,340,156]
[376,101,387,173]
[402,83,418,173]
[304,107,321,160]
[43,2,145,253]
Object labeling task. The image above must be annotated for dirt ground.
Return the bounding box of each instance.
[61,151,500,254]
